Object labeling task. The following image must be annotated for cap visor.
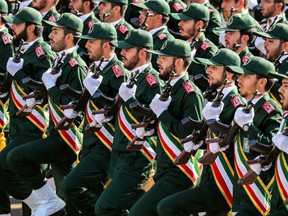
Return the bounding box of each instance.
[268,71,288,80]
[131,3,148,10]
[146,49,169,56]
[226,65,244,75]
[170,13,191,20]
[2,15,13,23]
[110,40,134,49]
[220,27,239,32]
[43,20,66,28]
[253,31,276,39]
[196,57,222,66]
[79,35,98,40]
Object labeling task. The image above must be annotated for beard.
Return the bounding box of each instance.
[13,28,28,47]
[209,72,226,90]
[159,63,174,81]
[32,0,47,11]
[123,54,139,70]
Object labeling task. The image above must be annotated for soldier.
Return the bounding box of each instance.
[6,13,86,216]
[131,0,174,69]
[95,29,163,215]
[61,22,128,216]
[228,57,282,215]
[170,3,218,91]
[31,0,60,42]
[129,38,205,215]
[157,48,244,216]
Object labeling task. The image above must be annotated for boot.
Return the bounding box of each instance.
[22,190,43,215]
[34,183,66,216]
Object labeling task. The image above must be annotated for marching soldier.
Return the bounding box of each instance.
[6,13,86,216]
[0,6,55,215]
[157,48,244,216]
[61,22,129,216]
[95,29,163,215]
[129,38,205,216]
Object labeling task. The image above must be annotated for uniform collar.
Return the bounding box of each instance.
[279,54,288,63]
[21,37,40,53]
[221,85,237,99]
[131,63,150,74]
[170,73,185,86]
[79,13,92,22]
[57,46,76,58]
[92,55,113,71]
[149,26,165,36]
[110,19,122,27]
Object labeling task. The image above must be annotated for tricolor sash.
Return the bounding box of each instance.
[158,121,203,185]
[275,152,288,209]
[48,97,82,153]
[11,81,48,132]
[234,134,272,215]
[118,105,156,162]
[0,99,9,130]
[86,100,114,151]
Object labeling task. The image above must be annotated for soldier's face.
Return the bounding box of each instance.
[69,0,84,14]
[264,38,283,61]
[32,0,47,11]
[138,9,156,31]
[279,78,288,110]
[98,2,113,22]
[48,27,67,52]
[206,65,226,90]
[11,23,28,46]
[85,39,104,61]
[178,19,197,40]
[120,47,140,70]
[157,56,175,81]
[237,74,260,99]
[224,31,241,50]
[221,0,237,18]
[260,0,278,18]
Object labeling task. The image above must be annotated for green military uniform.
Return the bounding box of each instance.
[130,39,205,216]
[114,17,133,40]
[61,23,129,216]
[42,6,60,42]
[95,29,164,216]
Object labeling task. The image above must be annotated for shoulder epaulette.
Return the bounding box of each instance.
[35,46,45,58]
[200,41,211,51]
[231,96,242,108]
[112,65,124,78]
[48,14,56,22]
[117,25,129,34]
[242,55,250,64]
[158,33,167,40]
[1,34,11,45]
[262,101,275,114]
[69,58,78,68]
[183,82,195,94]
[171,3,184,12]
[87,21,95,29]
[145,74,158,87]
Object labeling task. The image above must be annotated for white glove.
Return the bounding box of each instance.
[0,92,9,98]
[94,113,112,125]
[249,156,272,175]
[135,127,155,139]
[42,68,62,90]
[149,94,172,117]
[234,107,254,129]
[202,101,224,120]
[6,57,24,76]
[64,108,78,119]
[83,72,103,96]
[119,82,137,102]
[25,97,43,109]
[272,132,288,154]
[183,138,203,152]
[209,142,229,154]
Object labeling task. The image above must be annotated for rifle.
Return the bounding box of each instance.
[15,52,66,117]
[85,70,140,132]
[126,71,177,150]
[203,88,217,102]
[0,39,26,94]
[238,122,288,185]
[56,57,107,130]
[174,80,229,165]
[200,90,259,164]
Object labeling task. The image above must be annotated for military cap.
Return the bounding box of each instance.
[147,38,191,58]
[0,0,8,14]
[220,13,256,31]
[170,3,209,22]
[80,23,117,41]
[2,7,42,25]
[227,56,275,78]
[110,29,153,49]
[131,0,170,16]
[44,13,83,34]
[254,23,288,41]
[100,0,128,4]
[196,48,241,67]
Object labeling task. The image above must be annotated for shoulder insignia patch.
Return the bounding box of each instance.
[242,55,250,64]
[172,3,184,12]
[208,8,214,13]
[283,110,288,118]
[145,74,158,87]
[262,102,275,114]
[200,42,211,51]
[1,34,11,45]
[69,58,78,68]
[132,0,142,2]
[35,46,45,58]
[183,82,195,94]
[112,65,124,78]
[231,96,242,108]
[158,33,167,40]
[87,21,95,29]
[117,25,129,34]
[48,15,56,22]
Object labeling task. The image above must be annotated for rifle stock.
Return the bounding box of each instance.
[60,84,82,100]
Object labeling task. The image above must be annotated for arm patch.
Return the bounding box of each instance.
[231,96,242,108]
[262,102,275,114]
[112,65,124,78]
[183,82,195,94]
[117,25,129,34]
[48,15,56,22]
[172,3,184,12]
[35,46,45,58]
[158,33,167,40]
[69,58,78,68]
[145,74,158,87]
[1,34,11,45]
[200,42,211,51]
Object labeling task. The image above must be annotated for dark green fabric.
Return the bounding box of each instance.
[204,2,221,46]
[42,7,60,42]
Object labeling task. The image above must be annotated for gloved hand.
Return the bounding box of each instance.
[25,97,43,109]
[183,138,203,152]
[272,132,288,154]
[64,108,78,119]
[249,156,272,175]
[6,57,24,76]
[94,113,112,125]
[149,94,172,117]
[119,82,137,102]
[209,142,229,154]
[135,127,155,139]
[42,68,62,90]
[0,92,9,98]
[234,107,254,129]
[202,101,224,120]
[83,72,103,96]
